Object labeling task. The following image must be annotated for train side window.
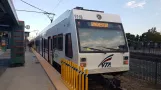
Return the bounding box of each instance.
[56,36,58,49]
[44,39,46,49]
[53,36,57,49]
[65,33,73,58]
[41,38,43,52]
[53,36,55,49]
[51,38,53,50]
[46,39,48,49]
[58,34,63,51]
[44,39,46,52]
[45,39,48,49]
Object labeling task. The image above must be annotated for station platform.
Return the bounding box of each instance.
[0,49,68,90]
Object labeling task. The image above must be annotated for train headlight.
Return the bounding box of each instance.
[123,60,128,64]
[80,58,86,67]
[80,63,86,67]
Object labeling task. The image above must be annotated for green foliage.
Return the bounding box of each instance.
[126,27,161,42]
[126,33,135,41]
[135,34,140,41]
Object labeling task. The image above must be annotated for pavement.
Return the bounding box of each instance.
[0,50,55,90]
[32,49,68,90]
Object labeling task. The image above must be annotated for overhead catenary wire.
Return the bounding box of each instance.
[20,0,48,13]
[16,9,55,15]
[52,0,63,11]
[19,0,55,23]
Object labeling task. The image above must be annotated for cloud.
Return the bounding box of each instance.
[125,0,146,8]
[80,36,125,49]
[158,28,161,32]
[155,12,159,16]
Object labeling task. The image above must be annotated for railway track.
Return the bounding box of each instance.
[88,74,124,90]
[88,74,104,90]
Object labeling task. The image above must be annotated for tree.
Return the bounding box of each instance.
[135,34,140,41]
[126,33,136,47]
[141,27,161,42]
[126,33,135,41]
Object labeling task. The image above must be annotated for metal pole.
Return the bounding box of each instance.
[155,59,158,84]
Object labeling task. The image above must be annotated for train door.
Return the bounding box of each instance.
[50,38,53,64]
[43,39,45,58]
[39,39,40,53]
[53,34,63,72]
[41,38,43,56]
[48,37,52,64]
[52,35,57,66]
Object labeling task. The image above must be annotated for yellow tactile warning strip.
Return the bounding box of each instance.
[32,49,69,90]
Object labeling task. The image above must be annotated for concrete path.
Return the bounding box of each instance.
[32,49,68,90]
[0,51,55,90]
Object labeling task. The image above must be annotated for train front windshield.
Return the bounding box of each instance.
[76,20,128,52]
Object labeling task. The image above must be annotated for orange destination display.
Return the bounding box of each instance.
[77,20,122,30]
[91,22,108,28]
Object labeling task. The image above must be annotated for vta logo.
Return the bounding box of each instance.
[98,54,114,68]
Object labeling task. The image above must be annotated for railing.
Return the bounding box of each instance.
[130,47,161,55]
[128,41,161,55]
[126,58,161,84]
[61,59,88,90]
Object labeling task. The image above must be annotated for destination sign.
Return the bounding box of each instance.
[91,22,108,28]
[77,20,122,30]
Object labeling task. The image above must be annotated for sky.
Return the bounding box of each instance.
[13,0,161,37]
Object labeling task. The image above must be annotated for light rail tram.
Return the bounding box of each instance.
[31,7,129,76]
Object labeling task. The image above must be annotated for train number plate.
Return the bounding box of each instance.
[74,15,83,19]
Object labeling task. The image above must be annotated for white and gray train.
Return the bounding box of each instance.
[31,7,129,75]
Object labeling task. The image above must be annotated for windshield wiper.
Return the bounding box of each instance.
[96,46,119,51]
[83,47,105,52]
